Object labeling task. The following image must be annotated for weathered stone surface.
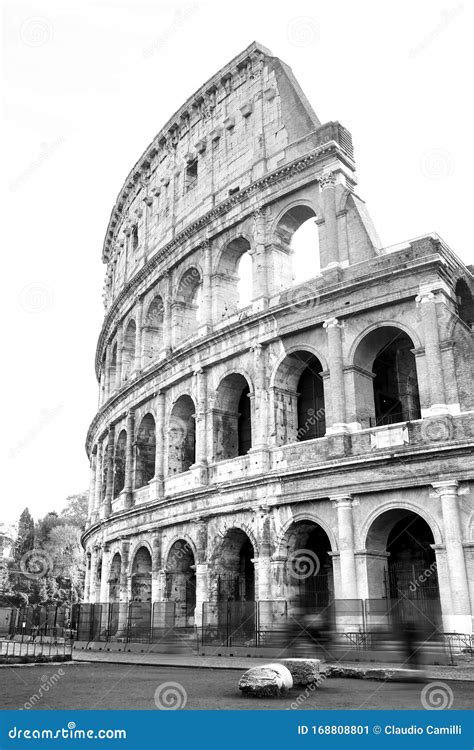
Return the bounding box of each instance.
[239,664,293,697]
[278,658,321,686]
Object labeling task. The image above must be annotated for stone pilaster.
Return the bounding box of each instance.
[162,272,172,353]
[115,323,123,390]
[194,368,208,479]
[432,481,471,632]
[153,391,166,497]
[87,451,97,523]
[251,344,268,450]
[319,171,339,270]
[134,298,143,373]
[323,317,347,432]
[252,207,268,307]
[200,239,213,330]
[152,533,162,602]
[99,545,111,604]
[104,343,112,400]
[416,292,447,413]
[83,550,92,603]
[332,495,358,600]
[123,411,135,509]
[194,563,209,627]
[102,426,115,519]
[92,442,103,523]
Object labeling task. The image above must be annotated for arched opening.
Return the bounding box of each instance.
[108,553,121,603]
[214,373,252,460]
[113,430,127,497]
[273,350,326,445]
[274,205,319,290]
[109,343,117,393]
[353,327,421,428]
[131,547,152,602]
[365,509,441,637]
[135,414,156,488]
[143,296,164,364]
[455,279,473,328]
[282,520,333,610]
[215,528,255,603]
[175,267,202,342]
[216,237,253,317]
[165,540,196,627]
[168,395,196,474]
[96,558,102,599]
[122,320,136,381]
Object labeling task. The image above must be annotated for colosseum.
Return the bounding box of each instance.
[81,42,474,650]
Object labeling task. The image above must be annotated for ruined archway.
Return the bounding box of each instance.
[273,204,319,289]
[135,414,156,488]
[353,326,421,428]
[130,546,152,602]
[143,296,164,364]
[113,430,127,497]
[215,236,252,317]
[168,395,196,474]
[364,509,441,636]
[280,520,333,610]
[165,540,196,627]
[213,373,252,460]
[174,267,202,342]
[455,279,473,328]
[122,319,136,381]
[108,552,121,603]
[272,350,326,444]
[214,528,255,602]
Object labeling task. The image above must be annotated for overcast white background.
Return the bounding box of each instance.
[2,0,472,527]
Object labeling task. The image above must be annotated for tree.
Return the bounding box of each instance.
[60,492,88,530]
[35,512,62,546]
[14,508,34,562]
[43,524,85,603]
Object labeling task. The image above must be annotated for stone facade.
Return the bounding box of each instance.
[82,42,474,636]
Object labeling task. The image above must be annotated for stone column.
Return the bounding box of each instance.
[432,481,471,632]
[99,546,111,604]
[123,226,131,283]
[323,317,347,432]
[194,369,208,482]
[101,426,115,519]
[83,550,92,603]
[115,323,123,389]
[252,207,269,308]
[440,340,460,411]
[162,272,172,353]
[119,541,130,602]
[251,344,268,450]
[153,391,166,497]
[151,534,162,603]
[88,546,99,603]
[123,411,135,509]
[92,442,102,523]
[201,239,213,330]
[134,298,143,373]
[319,171,339,269]
[332,495,358,599]
[87,451,97,523]
[104,344,112,400]
[194,519,208,627]
[416,292,447,413]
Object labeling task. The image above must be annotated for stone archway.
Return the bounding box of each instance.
[279,520,334,610]
[364,508,441,637]
[165,540,196,627]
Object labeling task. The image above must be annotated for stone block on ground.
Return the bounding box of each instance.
[239,663,293,697]
[278,658,321,685]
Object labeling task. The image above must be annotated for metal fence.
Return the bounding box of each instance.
[0,597,462,652]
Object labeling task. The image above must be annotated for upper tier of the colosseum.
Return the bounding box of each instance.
[101,41,357,306]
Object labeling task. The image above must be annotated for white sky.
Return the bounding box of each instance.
[2,0,472,526]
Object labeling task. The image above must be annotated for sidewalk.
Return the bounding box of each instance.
[72,650,474,681]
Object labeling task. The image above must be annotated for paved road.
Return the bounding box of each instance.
[0,662,471,710]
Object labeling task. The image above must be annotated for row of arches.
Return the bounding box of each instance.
[96,508,441,626]
[98,326,425,494]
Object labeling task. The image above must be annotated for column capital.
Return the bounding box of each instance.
[415,291,435,306]
[319,170,336,189]
[323,316,343,329]
[331,494,357,508]
[431,480,459,496]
